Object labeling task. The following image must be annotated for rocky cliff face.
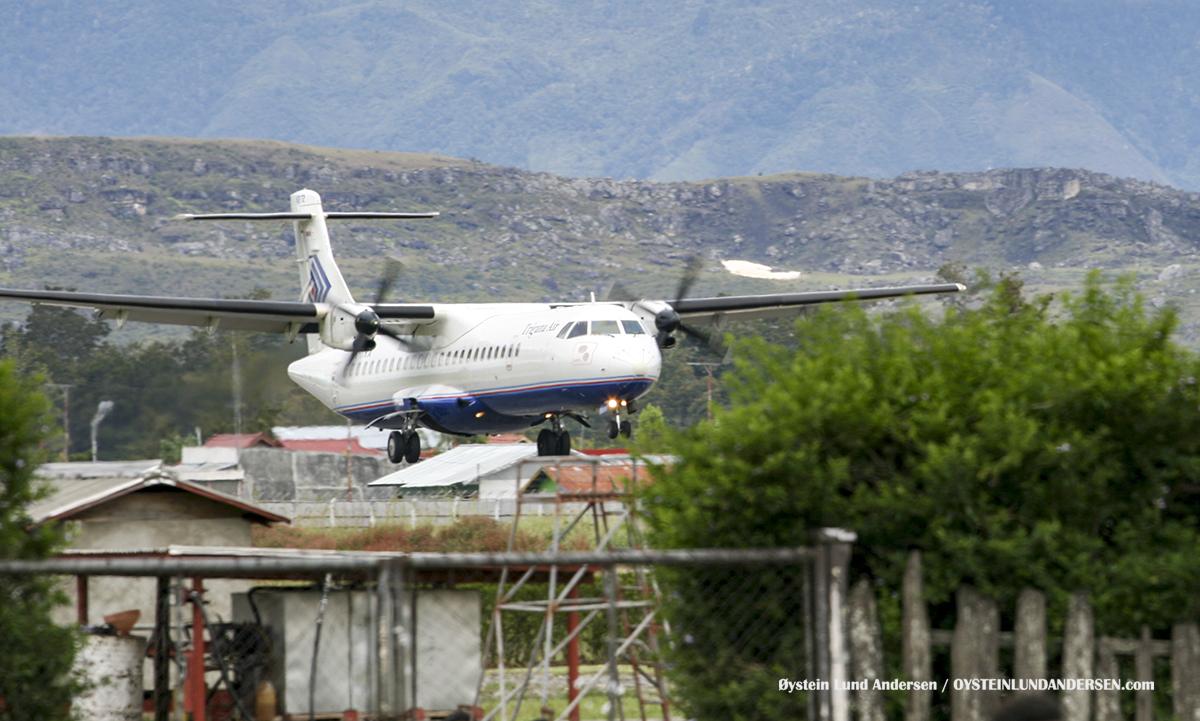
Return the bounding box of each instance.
[0,137,1198,334]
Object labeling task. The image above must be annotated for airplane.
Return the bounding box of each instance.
[0,189,963,463]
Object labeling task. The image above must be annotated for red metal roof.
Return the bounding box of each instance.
[534,464,650,494]
[278,438,384,455]
[203,433,283,449]
[487,434,531,445]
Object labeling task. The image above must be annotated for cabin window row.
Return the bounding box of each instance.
[556,319,647,339]
[348,344,522,376]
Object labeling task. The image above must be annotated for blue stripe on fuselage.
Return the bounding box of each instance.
[335,376,654,434]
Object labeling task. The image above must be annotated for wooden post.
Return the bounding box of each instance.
[1136,625,1153,721]
[1061,591,1094,721]
[848,580,885,721]
[808,528,856,721]
[1013,589,1046,681]
[950,586,999,721]
[1173,622,1200,721]
[902,550,931,721]
[1094,638,1120,721]
[76,575,88,625]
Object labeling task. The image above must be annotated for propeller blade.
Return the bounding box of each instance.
[679,321,728,359]
[340,334,375,378]
[673,255,704,306]
[606,281,639,303]
[374,258,404,306]
[375,322,413,348]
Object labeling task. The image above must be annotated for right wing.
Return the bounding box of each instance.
[672,283,967,324]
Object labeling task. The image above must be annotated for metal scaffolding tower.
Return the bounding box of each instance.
[477,455,671,721]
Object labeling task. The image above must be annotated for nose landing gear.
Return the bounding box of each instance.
[606,416,633,440]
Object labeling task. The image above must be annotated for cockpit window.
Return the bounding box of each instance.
[556,323,574,339]
[567,322,587,339]
[591,320,620,335]
[622,320,646,335]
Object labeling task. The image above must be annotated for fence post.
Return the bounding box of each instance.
[1061,591,1094,721]
[848,579,885,721]
[1173,622,1200,721]
[153,576,171,721]
[377,557,409,716]
[1136,625,1153,721]
[1095,638,1120,721]
[950,586,999,721]
[902,550,931,721]
[1013,589,1046,682]
[808,528,856,721]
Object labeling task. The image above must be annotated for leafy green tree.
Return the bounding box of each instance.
[0,360,80,719]
[645,274,1200,719]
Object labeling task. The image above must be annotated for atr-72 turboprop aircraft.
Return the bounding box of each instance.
[0,189,962,463]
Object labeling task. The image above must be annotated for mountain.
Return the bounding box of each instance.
[1,136,1200,343]
[2,1,1199,188]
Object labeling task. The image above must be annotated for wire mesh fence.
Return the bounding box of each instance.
[0,544,849,721]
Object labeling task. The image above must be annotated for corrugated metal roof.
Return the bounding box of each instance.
[38,460,163,480]
[369,444,582,488]
[27,470,290,526]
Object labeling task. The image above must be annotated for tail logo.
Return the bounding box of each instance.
[307,256,333,303]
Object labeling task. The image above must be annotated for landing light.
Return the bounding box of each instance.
[606,399,619,409]
[475,412,486,418]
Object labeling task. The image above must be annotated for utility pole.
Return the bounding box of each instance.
[687,362,722,423]
[46,384,73,461]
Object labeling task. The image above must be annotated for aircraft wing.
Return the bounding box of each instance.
[0,287,435,334]
[671,282,966,324]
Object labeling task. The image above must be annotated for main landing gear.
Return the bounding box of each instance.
[536,415,572,456]
[387,416,422,464]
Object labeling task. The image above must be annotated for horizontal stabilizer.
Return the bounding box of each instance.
[172,211,439,222]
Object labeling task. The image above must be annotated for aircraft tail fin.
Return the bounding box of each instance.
[290,190,353,306]
[172,189,438,352]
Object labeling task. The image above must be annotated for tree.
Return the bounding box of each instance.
[644,274,1200,719]
[0,360,80,719]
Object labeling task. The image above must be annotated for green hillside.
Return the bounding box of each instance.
[0,137,1199,343]
[2,1,1199,188]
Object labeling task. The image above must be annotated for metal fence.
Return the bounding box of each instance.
[258,499,622,528]
[0,540,853,721]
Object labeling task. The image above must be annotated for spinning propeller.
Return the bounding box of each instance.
[609,255,727,357]
[341,258,408,376]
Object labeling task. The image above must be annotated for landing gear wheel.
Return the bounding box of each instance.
[387,431,404,464]
[556,430,572,455]
[403,432,421,464]
[607,419,620,439]
[619,420,632,439]
[537,429,556,456]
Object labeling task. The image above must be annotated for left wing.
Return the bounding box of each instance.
[0,287,434,335]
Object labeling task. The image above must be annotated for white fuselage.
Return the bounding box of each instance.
[286,302,662,434]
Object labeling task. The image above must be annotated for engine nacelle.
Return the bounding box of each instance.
[320,303,377,351]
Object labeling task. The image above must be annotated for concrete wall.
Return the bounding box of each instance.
[240,448,395,501]
[50,489,259,639]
